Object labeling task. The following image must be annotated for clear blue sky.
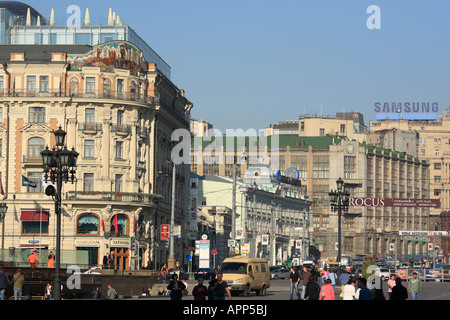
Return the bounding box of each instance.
[25,0,450,132]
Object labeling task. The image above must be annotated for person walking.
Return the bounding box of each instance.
[167,273,185,300]
[327,268,338,291]
[90,286,101,299]
[387,274,396,299]
[13,269,25,300]
[319,279,335,300]
[356,277,372,300]
[106,284,118,299]
[192,278,208,300]
[300,266,311,300]
[342,279,356,300]
[44,282,53,300]
[303,274,320,300]
[103,253,109,268]
[407,272,422,300]
[0,268,8,300]
[390,277,408,300]
[289,267,301,300]
[209,272,231,300]
[339,270,349,294]
[160,264,168,280]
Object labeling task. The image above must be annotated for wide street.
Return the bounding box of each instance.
[139,278,450,301]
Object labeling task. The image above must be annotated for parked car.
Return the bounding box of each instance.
[194,268,215,280]
[270,268,290,280]
[378,268,390,281]
[168,268,188,280]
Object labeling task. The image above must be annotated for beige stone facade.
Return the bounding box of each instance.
[0,42,192,270]
[370,117,449,217]
[190,134,431,261]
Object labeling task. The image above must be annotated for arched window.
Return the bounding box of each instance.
[77,213,100,235]
[28,137,45,158]
[110,214,129,236]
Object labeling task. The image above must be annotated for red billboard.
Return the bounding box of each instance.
[161,224,169,241]
[349,198,440,208]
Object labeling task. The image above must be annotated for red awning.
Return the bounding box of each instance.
[20,210,49,222]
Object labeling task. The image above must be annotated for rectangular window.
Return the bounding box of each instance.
[340,124,346,134]
[312,184,329,208]
[100,33,116,43]
[83,173,94,192]
[39,76,49,92]
[115,141,123,159]
[29,107,45,123]
[344,156,356,179]
[117,110,124,125]
[34,33,42,44]
[0,107,3,123]
[86,77,95,93]
[84,140,95,158]
[49,33,57,44]
[434,176,441,183]
[434,163,441,170]
[22,220,49,235]
[319,128,325,136]
[0,76,3,91]
[27,76,36,91]
[117,79,124,95]
[291,155,307,179]
[85,108,95,123]
[74,33,91,45]
[115,174,123,192]
[27,172,43,193]
[313,155,329,179]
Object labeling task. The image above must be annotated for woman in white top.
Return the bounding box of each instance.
[343,279,356,300]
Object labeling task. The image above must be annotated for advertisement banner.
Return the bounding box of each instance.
[349,198,440,208]
[161,224,169,241]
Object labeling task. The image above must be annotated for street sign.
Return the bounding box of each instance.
[228,239,236,247]
[186,254,192,261]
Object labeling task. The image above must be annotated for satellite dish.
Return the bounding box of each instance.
[285,167,299,180]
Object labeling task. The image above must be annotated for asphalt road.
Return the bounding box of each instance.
[152,278,450,300]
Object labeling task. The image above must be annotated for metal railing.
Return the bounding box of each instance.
[65,191,162,204]
[0,89,154,104]
[78,122,103,132]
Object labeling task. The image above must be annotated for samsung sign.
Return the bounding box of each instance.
[374,102,439,113]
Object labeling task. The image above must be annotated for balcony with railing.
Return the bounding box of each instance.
[111,124,132,135]
[0,89,154,104]
[65,191,162,204]
[78,122,103,132]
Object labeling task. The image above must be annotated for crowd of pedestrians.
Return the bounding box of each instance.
[289,265,421,300]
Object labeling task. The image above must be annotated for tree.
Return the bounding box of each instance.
[362,256,376,279]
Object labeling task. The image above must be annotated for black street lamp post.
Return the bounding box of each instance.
[328,177,350,275]
[41,126,78,300]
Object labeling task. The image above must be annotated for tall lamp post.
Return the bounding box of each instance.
[165,159,176,270]
[328,177,350,275]
[0,203,8,261]
[40,126,78,300]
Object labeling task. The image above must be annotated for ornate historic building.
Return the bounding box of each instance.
[0,41,192,270]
